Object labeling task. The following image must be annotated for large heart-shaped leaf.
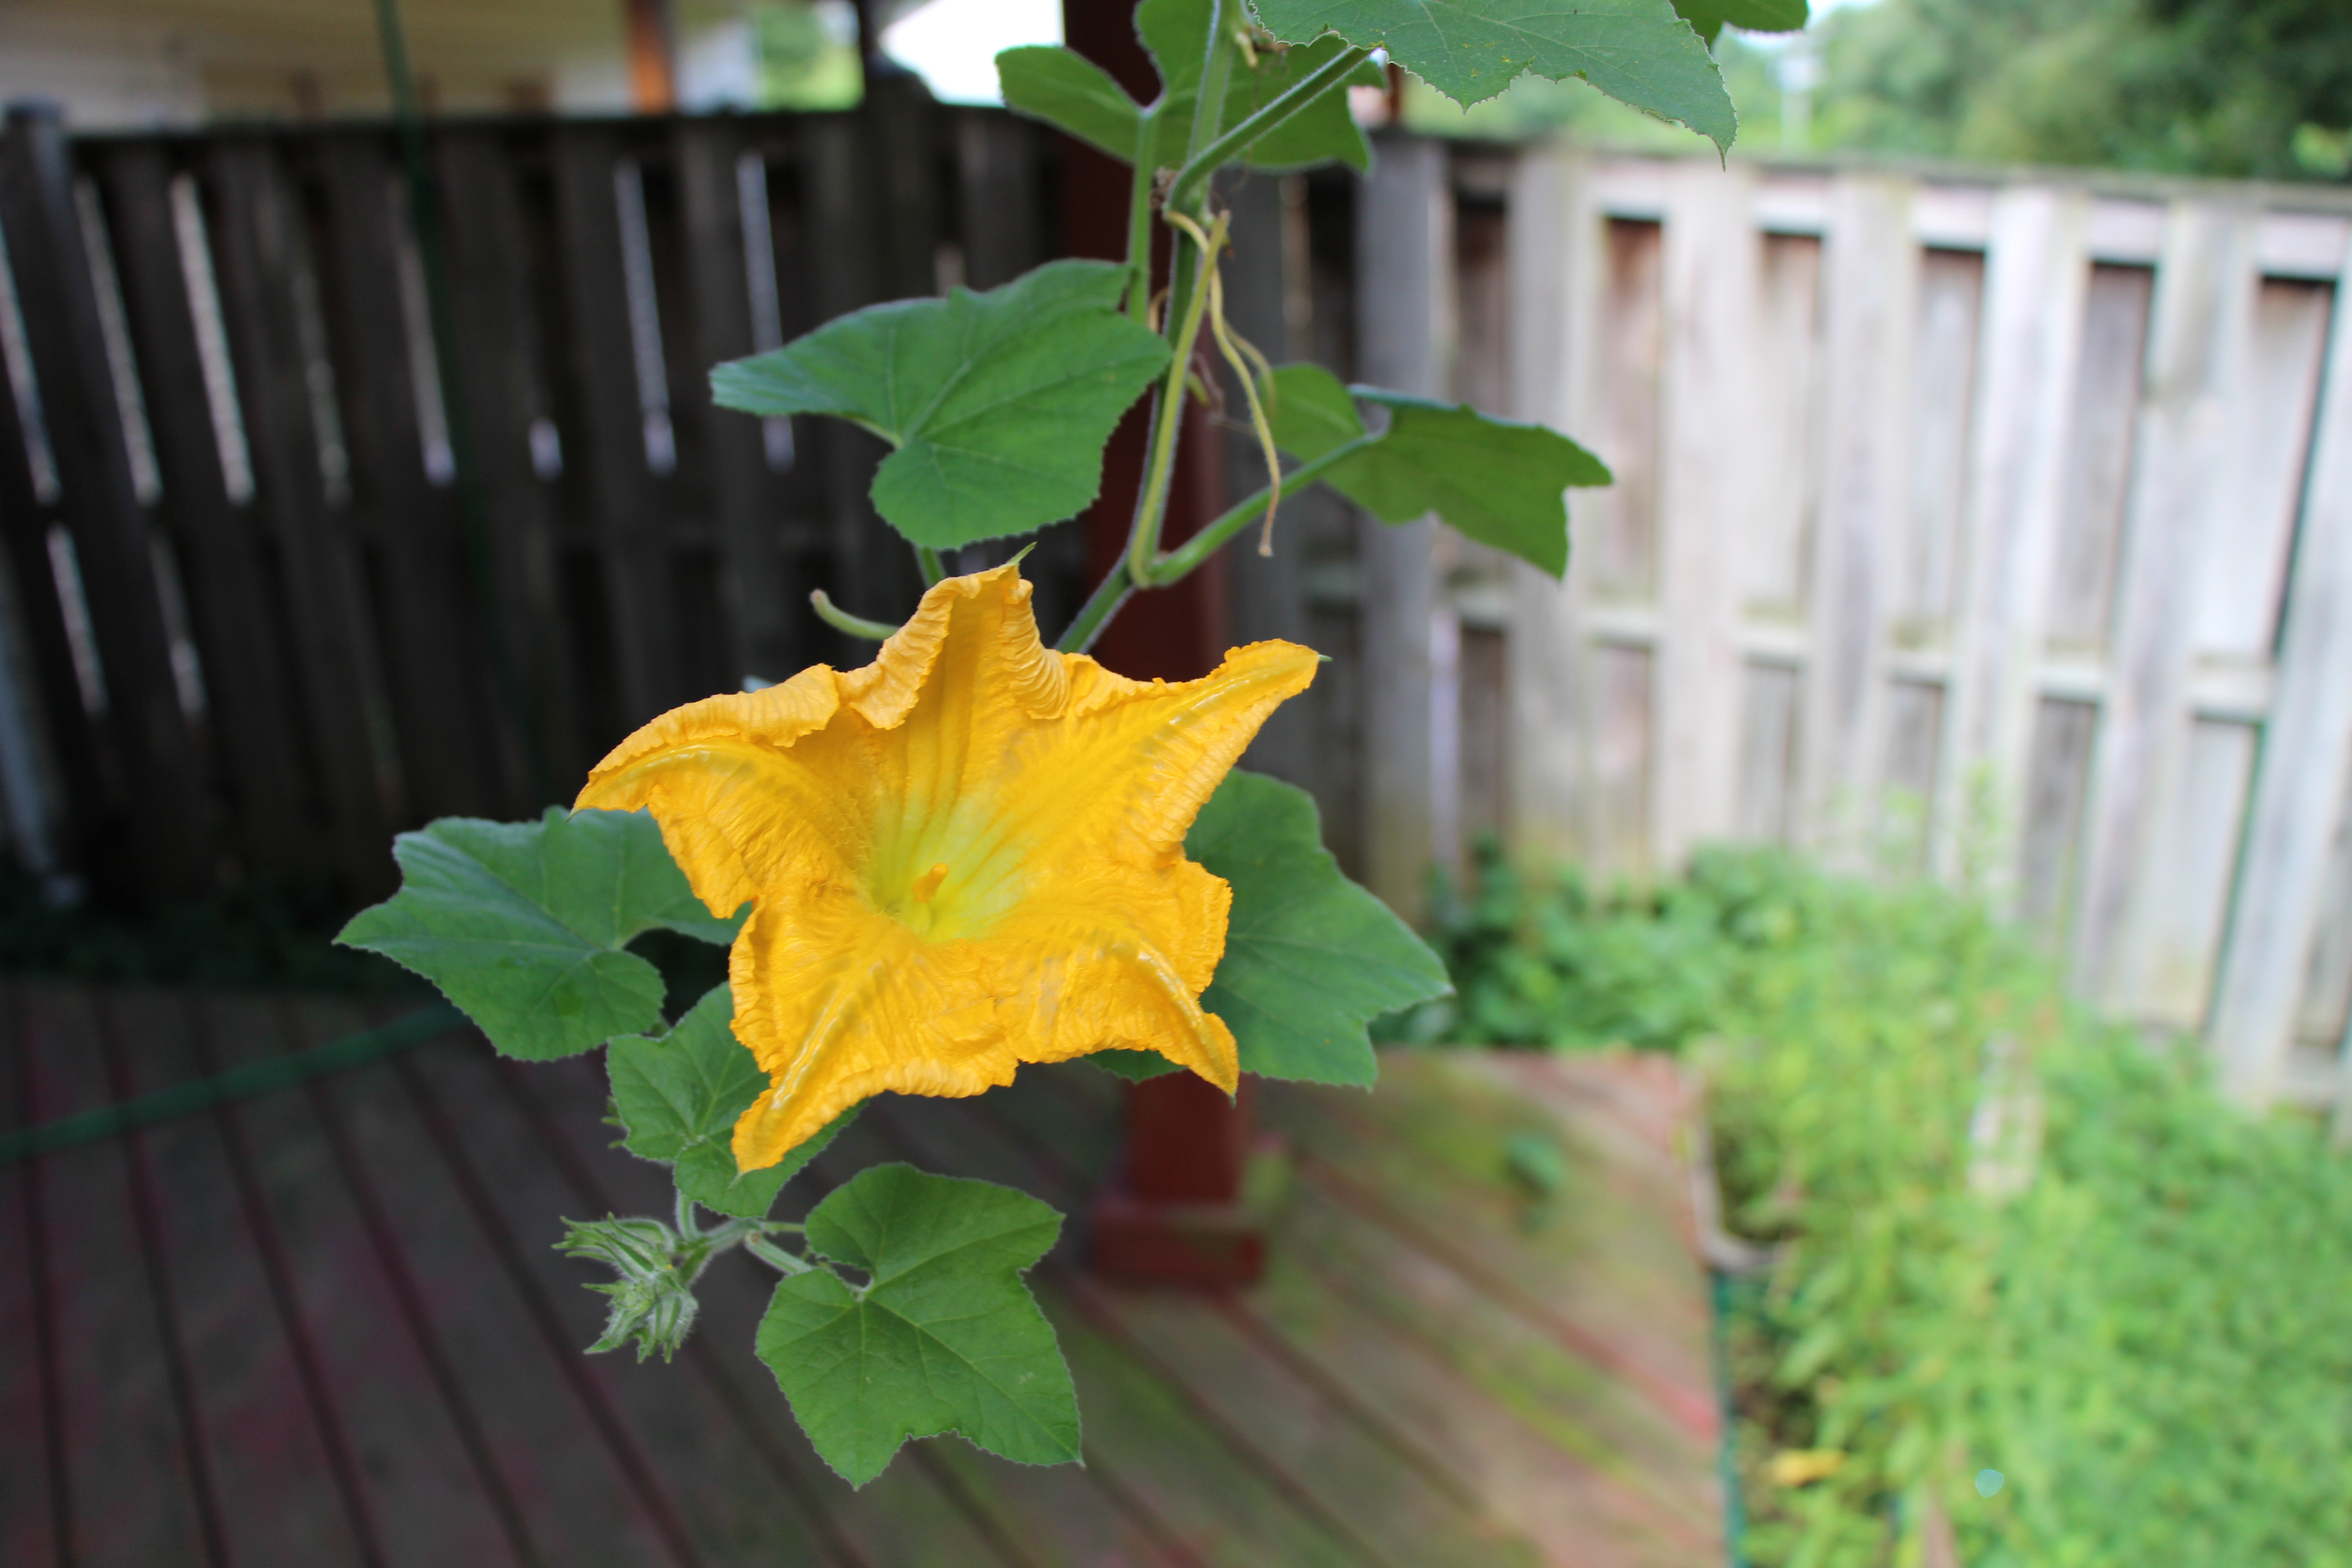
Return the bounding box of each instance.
[337,808,743,1061]
[1673,0,1808,46]
[710,260,1170,549]
[1250,0,1736,151]
[1267,363,1610,578]
[756,1164,1078,1486]
[1095,768,1452,1085]
[608,985,857,1218]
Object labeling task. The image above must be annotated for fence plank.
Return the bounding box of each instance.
[0,106,215,898]
[2210,243,2352,1103]
[1934,186,2090,887]
[549,127,684,733]
[2193,279,2334,662]
[1896,250,1981,638]
[89,142,317,876]
[672,119,794,691]
[2072,202,2261,1006]
[1224,170,1314,791]
[1356,132,1453,921]
[0,217,106,883]
[204,138,397,892]
[317,134,502,824]
[1504,146,1601,868]
[801,114,921,640]
[2047,264,2155,652]
[434,127,583,797]
[1650,161,1754,871]
[1744,233,1821,620]
[1797,174,1915,859]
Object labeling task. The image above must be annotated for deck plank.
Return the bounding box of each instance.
[0,985,63,1564]
[97,989,374,1567]
[482,1042,1031,1568]
[315,1034,688,1567]
[229,992,537,1566]
[408,1041,850,1568]
[10,985,1725,1568]
[1266,1054,1718,1443]
[18,983,219,1564]
[868,1096,1535,1568]
[825,1111,1381,1568]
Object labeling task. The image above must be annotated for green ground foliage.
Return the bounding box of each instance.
[1417,844,2352,1566]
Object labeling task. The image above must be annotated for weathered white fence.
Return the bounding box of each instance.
[1409,148,2352,1117]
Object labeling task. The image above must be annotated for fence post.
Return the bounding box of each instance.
[1798,173,1916,862]
[1650,159,1754,874]
[0,104,214,899]
[2071,203,2260,1007]
[2209,237,2352,1108]
[1355,132,1456,922]
[1504,145,1601,870]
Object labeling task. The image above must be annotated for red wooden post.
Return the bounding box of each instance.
[1059,0,1266,1286]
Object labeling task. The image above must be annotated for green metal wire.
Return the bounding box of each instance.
[0,1002,462,1165]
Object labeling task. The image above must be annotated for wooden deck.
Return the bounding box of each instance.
[0,981,1723,1567]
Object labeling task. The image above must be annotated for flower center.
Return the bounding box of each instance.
[887,861,956,936]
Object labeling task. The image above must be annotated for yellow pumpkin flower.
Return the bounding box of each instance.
[576,565,1318,1171]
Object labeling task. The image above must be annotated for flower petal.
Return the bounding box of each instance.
[576,564,1317,1170]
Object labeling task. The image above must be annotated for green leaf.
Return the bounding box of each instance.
[1268,364,1609,578]
[1142,0,1384,171]
[337,808,742,1062]
[710,260,1170,549]
[608,985,858,1218]
[1225,32,1387,171]
[1088,1048,1184,1081]
[1265,359,1371,460]
[1250,0,1737,152]
[1191,769,1452,1085]
[995,45,1142,160]
[1102,768,1452,1084]
[1672,0,1808,46]
[756,1165,1078,1486]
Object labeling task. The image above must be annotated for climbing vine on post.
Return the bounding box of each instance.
[339,0,1799,1488]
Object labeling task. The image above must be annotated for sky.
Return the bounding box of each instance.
[881,0,1060,103]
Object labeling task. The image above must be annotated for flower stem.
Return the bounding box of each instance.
[745,1235,817,1277]
[1055,561,1137,654]
[1123,211,1228,590]
[1124,110,1160,320]
[1147,433,1377,583]
[1166,44,1375,216]
[915,545,945,587]
[1058,432,1372,653]
[809,588,898,641]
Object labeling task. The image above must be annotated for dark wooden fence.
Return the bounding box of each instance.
[0,88,1093,908]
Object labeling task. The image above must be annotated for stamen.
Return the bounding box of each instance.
[911,863,950,904]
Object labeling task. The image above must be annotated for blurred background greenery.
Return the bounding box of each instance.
[1408,0,2352,181]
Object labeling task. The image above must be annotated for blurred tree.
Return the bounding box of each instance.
[753,0,865,108]
[1811,0,2352,179]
